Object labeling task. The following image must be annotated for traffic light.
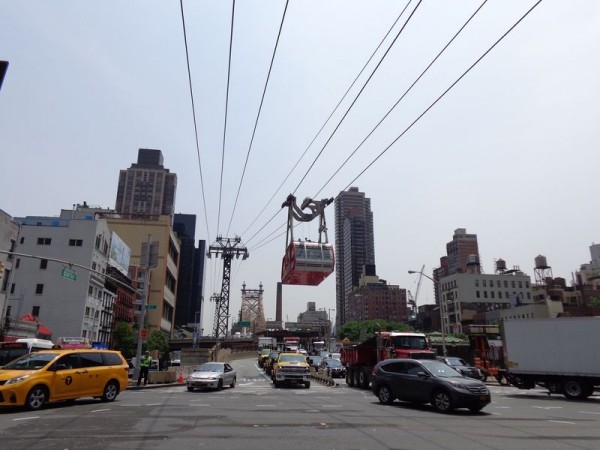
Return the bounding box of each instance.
[0,260,5,278]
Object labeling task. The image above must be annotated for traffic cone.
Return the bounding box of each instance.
[177,369,185,383]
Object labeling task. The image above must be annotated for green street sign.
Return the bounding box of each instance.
[238,321,250,327]
[61,268,77,281]
[146,304,157,310]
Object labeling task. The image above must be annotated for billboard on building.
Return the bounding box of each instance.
[109,232,131,276]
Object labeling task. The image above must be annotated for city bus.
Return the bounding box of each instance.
[0,339,54,366]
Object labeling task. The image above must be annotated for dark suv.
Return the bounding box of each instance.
[371,358,490,413]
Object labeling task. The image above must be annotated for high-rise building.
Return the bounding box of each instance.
[173,214,206,329]
[115,149,177,219]
[334,187,375,327]
[446,228,481,275]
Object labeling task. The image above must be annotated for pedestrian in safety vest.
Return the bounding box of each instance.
[137,351,152,386]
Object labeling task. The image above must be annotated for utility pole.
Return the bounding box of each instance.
[134,235,152,380]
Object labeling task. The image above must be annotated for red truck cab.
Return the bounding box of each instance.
[341,332,435,389]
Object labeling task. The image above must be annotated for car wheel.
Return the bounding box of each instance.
[230,377,236,388]
[563,380,586,400]
[217,379,223,391]
[376,385,394,405]
[346,370,354,387]
[358,371,369,389]
[25,385,48,411]
[432,390,453,413]
[305,381,311,389]
[274,380,281,388]
[187,386,194,392]
[101,380,119,402]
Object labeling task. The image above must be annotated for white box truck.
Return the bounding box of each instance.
[503,317,600,399]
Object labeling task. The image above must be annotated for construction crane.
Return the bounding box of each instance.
[207,236,249,338]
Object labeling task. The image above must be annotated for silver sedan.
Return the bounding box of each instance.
[186,362,237,391]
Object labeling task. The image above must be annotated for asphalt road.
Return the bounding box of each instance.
[1,356,599,450]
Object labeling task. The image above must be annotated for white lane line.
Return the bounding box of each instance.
[532,406,562,410]
[190,404,211,407]
[146,403,162,406]
[321,405,343,408]
[579,411,600,415]
[550,420,575,424]
[120,404,141,407]
[91,409,111,413]
[256,404,276,407]
[13,417,39,421]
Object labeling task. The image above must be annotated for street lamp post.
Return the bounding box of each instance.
[408,269,447,356]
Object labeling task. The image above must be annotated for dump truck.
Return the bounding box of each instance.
[340,331,436,389]
[503,317,600,399]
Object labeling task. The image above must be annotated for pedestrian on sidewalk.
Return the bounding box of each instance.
[137,351,152,386]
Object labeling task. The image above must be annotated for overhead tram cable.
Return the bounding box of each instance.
[179,0,211,245]
[250,1,543,254]
[291,0,423,194]
[243,0,422,252]
[239,0,412,239]
[341,0,545,192]
[313,0,490,198]
[216,0,237,238]
[225,0,290,238]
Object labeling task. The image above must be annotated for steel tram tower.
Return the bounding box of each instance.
[207,236,249,338]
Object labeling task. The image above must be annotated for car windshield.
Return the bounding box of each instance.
[446,357,466,366]
[309,356,322,365]
[2,352,58,370]
[325,359,342,367]
[279,354,305,363]
[421,360,463,378]
[391,335,428,350]
[197,363,223,373]
[269,352,279,359]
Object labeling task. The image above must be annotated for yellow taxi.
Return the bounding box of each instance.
[0,348,129,410]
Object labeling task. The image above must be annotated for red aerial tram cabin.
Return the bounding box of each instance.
[281,240,335,286]
[281,195,335,286]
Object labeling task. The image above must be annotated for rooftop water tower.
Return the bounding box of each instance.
[534,255,553,285]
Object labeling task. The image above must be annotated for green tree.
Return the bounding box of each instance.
[112,322,136,358]
[588,296,600,307]
[337,319,411,342]
[146,329,169,355]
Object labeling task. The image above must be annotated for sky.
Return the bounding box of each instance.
[1,1,599,335]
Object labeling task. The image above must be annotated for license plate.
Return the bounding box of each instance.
[480,395,488,401]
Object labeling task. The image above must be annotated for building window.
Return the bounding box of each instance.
[35,284,44,294]
[511,280,516,288]
[518,281,523,288]
[69,239,83,247]
[476,291,480,298]
[491,291,495,298]
[498,291,503,298]
[16,258,20,269]
[483,291,488,298]
[32,306,40,317]
[88,286,93,295]
[40,259,48,269]
[525,281,530,288]
[474,279,479,287]
[482,280,487,287]
[85,307,90,316]
[37,237,52,245]
[504,280,508,288]
[20,237,25,244]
